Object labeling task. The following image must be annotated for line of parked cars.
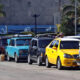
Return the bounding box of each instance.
[1,34,80,70]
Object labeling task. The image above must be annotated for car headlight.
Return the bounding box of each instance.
[64,53,73,58]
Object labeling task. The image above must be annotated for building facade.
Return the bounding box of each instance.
[0,0,70,25]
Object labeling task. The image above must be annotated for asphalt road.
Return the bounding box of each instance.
[0,61,80,80]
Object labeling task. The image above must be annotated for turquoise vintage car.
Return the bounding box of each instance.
[5,36,32,62]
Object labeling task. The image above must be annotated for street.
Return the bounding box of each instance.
[0,61,80,80]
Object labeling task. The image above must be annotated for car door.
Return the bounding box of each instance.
[31,40,38,61]
[48,40,57,64]
[51,40,59,64]
[11,40,15,57]
[8,39,15,57]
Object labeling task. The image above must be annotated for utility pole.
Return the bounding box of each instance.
[75,0,77,35]
[32,14,40,35]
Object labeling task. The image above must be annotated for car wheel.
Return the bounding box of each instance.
[7,54,11,61]
[15,54,19,63]
[46,56,51,68]
[28,54,32,64]
[37,56,42,66]
[57,58,62,70]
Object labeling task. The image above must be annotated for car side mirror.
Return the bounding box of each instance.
[52,46,57,50]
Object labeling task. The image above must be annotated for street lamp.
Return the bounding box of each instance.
[32,14,40,35]
[75,0,77,35]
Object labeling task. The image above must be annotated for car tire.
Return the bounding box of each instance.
[37,56,42,66]
[57,58,62,70]
[28,54,32,64]
[15,54,19,63]
[46,56,51,68]
[7,54,11,61]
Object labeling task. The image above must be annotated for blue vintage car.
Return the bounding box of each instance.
[5,36,32,62]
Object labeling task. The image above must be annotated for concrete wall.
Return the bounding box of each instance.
[0,0,70,25]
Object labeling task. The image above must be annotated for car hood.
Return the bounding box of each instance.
[61,49,79,55]
[15,46,29,50]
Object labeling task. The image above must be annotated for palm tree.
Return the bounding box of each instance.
[71,0,80,3]
[62,5,75,17]
[61,0,80,35]
[62,0,80,17]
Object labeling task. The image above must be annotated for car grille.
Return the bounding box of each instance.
[23,50,28,53]
[73,54,79,59]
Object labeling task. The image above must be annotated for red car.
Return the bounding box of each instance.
[0,36,11,54]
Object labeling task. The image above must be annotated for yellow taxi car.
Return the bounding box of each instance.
[45,38,80,70]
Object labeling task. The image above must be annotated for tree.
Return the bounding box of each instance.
[61,16,75,35]
[61,0,80,35]
[71,0,80,3]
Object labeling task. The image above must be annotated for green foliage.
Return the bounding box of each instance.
[71,0,80,3]
[61,16,75,35]
[62,5,75,16]
[61,0,80,35]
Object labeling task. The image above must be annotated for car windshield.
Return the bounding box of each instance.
[16,39,30,46]
[39,39,52,48]
[60,41,79,49]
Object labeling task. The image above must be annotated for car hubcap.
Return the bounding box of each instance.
[7,55,9,61]
[28,55,30,63]
[58,60,60,69]
[37,57,40,64]
[15,55,17,62]
[46,58,48,67]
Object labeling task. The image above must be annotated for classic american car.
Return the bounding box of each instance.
[5,36,32,62]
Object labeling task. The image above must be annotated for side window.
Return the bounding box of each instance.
[32,40,37,47]
[25,39,31,45]
[50,40,56,48]
[32,40,34,47]
[9,40,11,46]
[9,40,15,46]
[34,40,37,46]
[54,40,59,48]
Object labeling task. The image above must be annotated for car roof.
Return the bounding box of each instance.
[66,36,80,39]
[32,37,53,40]
[9,37,32,40]
[55,38,79,41]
